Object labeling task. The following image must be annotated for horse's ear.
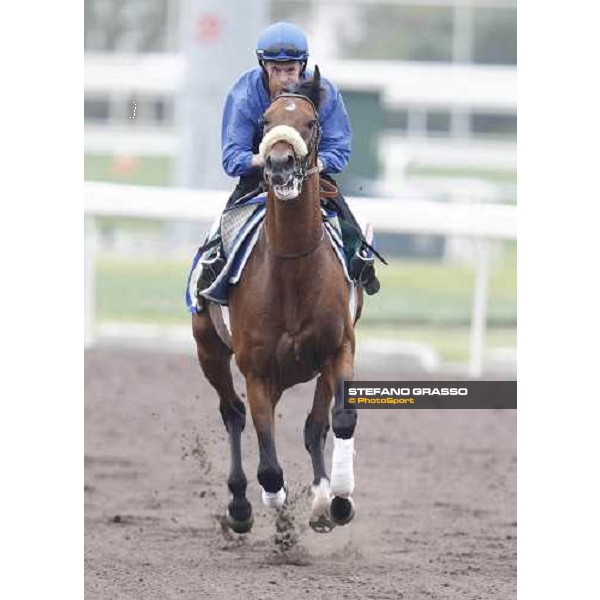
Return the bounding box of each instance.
[311,65,322,109]
[313,65,321,88]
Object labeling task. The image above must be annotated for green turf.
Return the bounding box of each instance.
[96,253,515,326]
[356,324,516,363]
[96,259,189,325]
[360,243,516,327]
[95,246,516,363]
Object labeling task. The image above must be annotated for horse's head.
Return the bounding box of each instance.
[259,66,323,201]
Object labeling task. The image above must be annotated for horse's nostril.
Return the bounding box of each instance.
[267,154,294,172]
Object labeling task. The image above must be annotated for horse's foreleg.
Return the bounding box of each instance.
[305,375,331,485]
[246,376,286,509]
[192,313,252,533]
[306,373,335,532]
[329,341,357,526]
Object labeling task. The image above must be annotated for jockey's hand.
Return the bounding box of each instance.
[317,157,324,173]
[251,154,265,169]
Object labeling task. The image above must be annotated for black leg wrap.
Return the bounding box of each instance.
[332,379,357,440]
[332,405,357,439]
[256,431,283,493]
[257,464,284,493]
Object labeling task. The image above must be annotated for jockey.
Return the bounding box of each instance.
[197,21,380,295]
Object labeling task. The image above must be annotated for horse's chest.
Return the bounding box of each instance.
[270,324,340,383]
[231,251,348,381]
[275,323,340,363]
[238,320,343,383]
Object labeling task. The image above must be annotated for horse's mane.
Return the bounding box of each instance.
[281,65,323,111]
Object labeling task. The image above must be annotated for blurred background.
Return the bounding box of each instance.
[84,0,517,377]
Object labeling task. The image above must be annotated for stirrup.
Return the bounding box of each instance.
[197,246,226,293]
[349,250,380,296]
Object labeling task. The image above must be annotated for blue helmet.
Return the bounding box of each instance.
[256,22,309,63]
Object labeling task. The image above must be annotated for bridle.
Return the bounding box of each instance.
[263,93,325,259]
[265,93,321,186]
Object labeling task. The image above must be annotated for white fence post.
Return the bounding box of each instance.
[468,238,490,378]
[84,217,99,348]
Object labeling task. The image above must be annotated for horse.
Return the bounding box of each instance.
[192,66,363,534]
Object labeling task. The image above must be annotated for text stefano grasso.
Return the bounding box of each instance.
[347,387,468,396]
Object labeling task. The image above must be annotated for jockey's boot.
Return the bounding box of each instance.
[324,185,381,295]
[349,246,380,296]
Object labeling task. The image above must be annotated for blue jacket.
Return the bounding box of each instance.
[221,67,352,178]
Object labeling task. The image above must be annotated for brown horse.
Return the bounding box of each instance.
[192,67,363,534]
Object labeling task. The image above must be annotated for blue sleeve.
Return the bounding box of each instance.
[221,85,257,178]
[318,86,352,174]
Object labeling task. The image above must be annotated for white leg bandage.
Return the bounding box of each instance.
[311,478,332,517]
[261,486,287,509]
[330,437,355,498]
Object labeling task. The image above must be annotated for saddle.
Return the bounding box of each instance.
[184,176,383,312]
[185,193,352,312]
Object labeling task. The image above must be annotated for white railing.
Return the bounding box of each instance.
[84,181,517,377]
[84,54,516,112]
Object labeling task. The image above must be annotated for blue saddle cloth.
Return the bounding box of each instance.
[185,194,351,313]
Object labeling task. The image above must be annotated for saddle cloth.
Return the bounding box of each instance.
[185,194,352,313]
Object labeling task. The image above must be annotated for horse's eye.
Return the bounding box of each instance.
[307,120,317,129]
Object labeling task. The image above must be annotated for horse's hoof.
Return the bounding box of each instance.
[226,498,253,534]
[309,513,336,534]
[226,508,254,534]
[329,496,355,526]
[309,478,334,533]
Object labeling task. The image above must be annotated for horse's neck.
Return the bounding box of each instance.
[264,176,322,255]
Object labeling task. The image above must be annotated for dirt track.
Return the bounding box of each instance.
[85,347,516,599]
